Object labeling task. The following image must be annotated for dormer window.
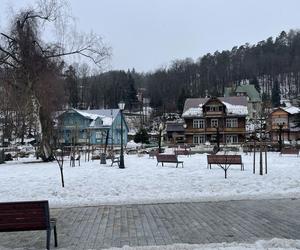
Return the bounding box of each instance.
[206,105,223,112]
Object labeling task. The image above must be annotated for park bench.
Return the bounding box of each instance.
[0,200,58,250]
[156,154,183,168]
[174,149,191,157]
[110,154,120,166]
[280,148,299,156]
[149,149,159,158]
[207,154,244,178]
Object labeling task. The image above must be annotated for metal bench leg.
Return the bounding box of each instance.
[47,229,51,250]
[53,224,58,247]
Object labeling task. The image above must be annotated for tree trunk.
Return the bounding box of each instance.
[32,96,54,162]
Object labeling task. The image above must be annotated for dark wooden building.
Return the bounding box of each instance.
[182,97,248,145]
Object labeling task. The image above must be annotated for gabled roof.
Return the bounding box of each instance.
[235,84,261,102]
[182,96,248,118]
[271,106,300,115]
[76,109,119,126]
[59,108,120,127]
[166,121,185,132]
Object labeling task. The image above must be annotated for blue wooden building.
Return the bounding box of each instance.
[56,109,129,146]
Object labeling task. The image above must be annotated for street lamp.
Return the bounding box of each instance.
[118,101,125,169]
[278,123,284,152]
[158,122,164,153]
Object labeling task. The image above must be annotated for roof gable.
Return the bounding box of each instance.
[182,96,248,117]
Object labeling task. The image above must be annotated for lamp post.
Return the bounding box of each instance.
[118,101,125,169]
[278,123,284,152]
[158,122,164,153]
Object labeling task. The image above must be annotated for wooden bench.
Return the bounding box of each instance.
[174,149,191,157]
[0,200,58,250]
[156,154,183,168]
[149,149,159,158]
[207,154,244,178]
[280,148,299,156]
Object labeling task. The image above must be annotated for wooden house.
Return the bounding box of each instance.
[56,109,129,146]
[267,106,300,143]
[182,97,248,145]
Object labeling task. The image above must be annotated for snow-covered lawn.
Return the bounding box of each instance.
[0,151,299,208]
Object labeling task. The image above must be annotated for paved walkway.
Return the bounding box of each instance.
[1,198,300,249]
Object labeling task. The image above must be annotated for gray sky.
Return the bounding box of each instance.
[1,0,300,72]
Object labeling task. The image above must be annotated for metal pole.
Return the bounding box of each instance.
[119,110,125,168]
[259,119,263,175]
[253,138,256,174]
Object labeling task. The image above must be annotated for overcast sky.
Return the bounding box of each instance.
[1,0,300,72]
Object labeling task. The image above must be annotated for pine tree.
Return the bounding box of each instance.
[134,128,149,144]
[250,77,260,93]
[125,73,138,111]
[271,80,281,107]
[177,88,187,113]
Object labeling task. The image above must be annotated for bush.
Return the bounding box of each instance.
[134,128,149,144]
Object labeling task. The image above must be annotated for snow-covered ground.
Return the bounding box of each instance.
[0,238,299,250]
[0,151,299,208]
[104,238,300,250]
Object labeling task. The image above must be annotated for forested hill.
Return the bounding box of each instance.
[68,30,300,113]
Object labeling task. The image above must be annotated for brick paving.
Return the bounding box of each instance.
[1,198,300,249]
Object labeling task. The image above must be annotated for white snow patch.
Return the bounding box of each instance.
[0,152,300,208]
[222,102,248,116]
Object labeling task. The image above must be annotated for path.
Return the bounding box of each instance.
[1,198,300,249]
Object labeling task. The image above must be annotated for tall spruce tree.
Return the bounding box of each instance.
[250,77,260,93]
[125,73,138,111]
[271,80,281,107]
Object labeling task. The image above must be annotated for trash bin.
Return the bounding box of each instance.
[100,153,106,164]
[0,150,4,164]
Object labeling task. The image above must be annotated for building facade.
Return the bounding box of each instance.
[267,106,300,143]
[182,97,248,145]
[225,84,261,119]
[56,109,129,146]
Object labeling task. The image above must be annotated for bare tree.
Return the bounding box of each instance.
[0,0,111,161]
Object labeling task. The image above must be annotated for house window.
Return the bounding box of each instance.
[96,132,102,139]
[193,135,205,144]
[226,135,238,144]
[226,118,238,128]
[210,135,217,142]
[211,119,218,128]
[193,119,205,128]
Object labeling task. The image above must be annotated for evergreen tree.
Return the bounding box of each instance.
[125,73,138,111]
[271,80,281,107]
[177,88,187,113]
[250,77,260,93]
[65,66,79,108]
[134,128,149,144]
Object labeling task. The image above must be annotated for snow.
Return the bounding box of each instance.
[76,110,114,126]
[283,106,300,115]
[182,107,203,117]
[222,102,248,116]
[103,238,300,250]
[0,238,299,250]
[0,150,300,208]
[182,102,248,118]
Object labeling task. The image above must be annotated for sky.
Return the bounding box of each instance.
[1,0,300,72]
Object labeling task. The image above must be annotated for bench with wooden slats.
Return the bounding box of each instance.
[280,148,299,156]
[156,154,183,168]
[0,200,57,250]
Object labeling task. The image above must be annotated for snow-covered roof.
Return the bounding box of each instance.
[75,109,119,127]
[182,97,248,118]
[282,106,300,115]
[222,102,248,116]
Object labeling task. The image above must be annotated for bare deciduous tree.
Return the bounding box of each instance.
[0,0,111,161]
